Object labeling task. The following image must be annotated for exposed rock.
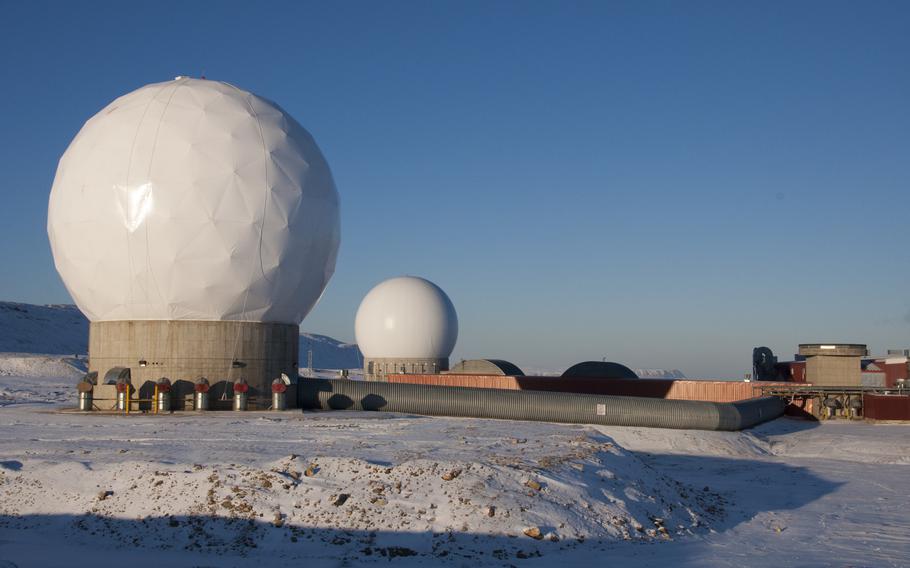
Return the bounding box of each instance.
[441,469,461,481]
[523,527,543,540]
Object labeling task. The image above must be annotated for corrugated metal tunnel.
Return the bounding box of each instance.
[297,379,785,431]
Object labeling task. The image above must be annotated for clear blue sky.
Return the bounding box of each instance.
[1,1,908,378]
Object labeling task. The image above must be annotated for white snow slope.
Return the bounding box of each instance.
[0,302,88,355]
[0,364,908,567]
[634,369,687,379]
[299,332,362,370]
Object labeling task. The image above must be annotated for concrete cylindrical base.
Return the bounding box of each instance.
[88,320,299,410]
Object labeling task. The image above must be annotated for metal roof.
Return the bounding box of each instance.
[449,359,524,376]
[561,361,638,379]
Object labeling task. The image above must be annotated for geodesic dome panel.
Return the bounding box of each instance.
[47,78,340,323]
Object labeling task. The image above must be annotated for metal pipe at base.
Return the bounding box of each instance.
[271,378,289,411]
[157,392,171,413]
[116,391,128,412]
[76,379,94,411]
[78,390,93,411]
[234,392,248,411]
[156,379,172,413]
[194,378,210,411]
[297,378,786,432]
[233,379,250,411]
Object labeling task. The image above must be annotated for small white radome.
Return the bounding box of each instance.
[355,276,458,359]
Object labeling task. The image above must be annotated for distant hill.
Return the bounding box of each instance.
[0,302,89,355]
[635,369,687,379]
[0,301,363,370]
[299,332,362,370]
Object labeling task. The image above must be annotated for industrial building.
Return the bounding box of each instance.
[754,344,909,388]
[752,344,910,420]
[862,350,910,387]
[798,343,867,386]
[48,77,340,409]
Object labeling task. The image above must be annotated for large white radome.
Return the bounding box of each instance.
[47,78,340,323]
[355,277,458,359]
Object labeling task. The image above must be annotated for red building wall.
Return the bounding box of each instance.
[883,363,907,388]
[865,394,910,420]
[386,374,788,403]
[788,361,807,383]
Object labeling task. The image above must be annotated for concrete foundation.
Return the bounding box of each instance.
[364,357,448,381]
[88,320,299,409]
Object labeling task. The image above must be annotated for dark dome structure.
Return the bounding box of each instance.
[561,361,638,379]
[449,359,524,376]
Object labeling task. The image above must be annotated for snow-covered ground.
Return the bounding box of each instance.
[0,354,85,407]
[0,360,908,567]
